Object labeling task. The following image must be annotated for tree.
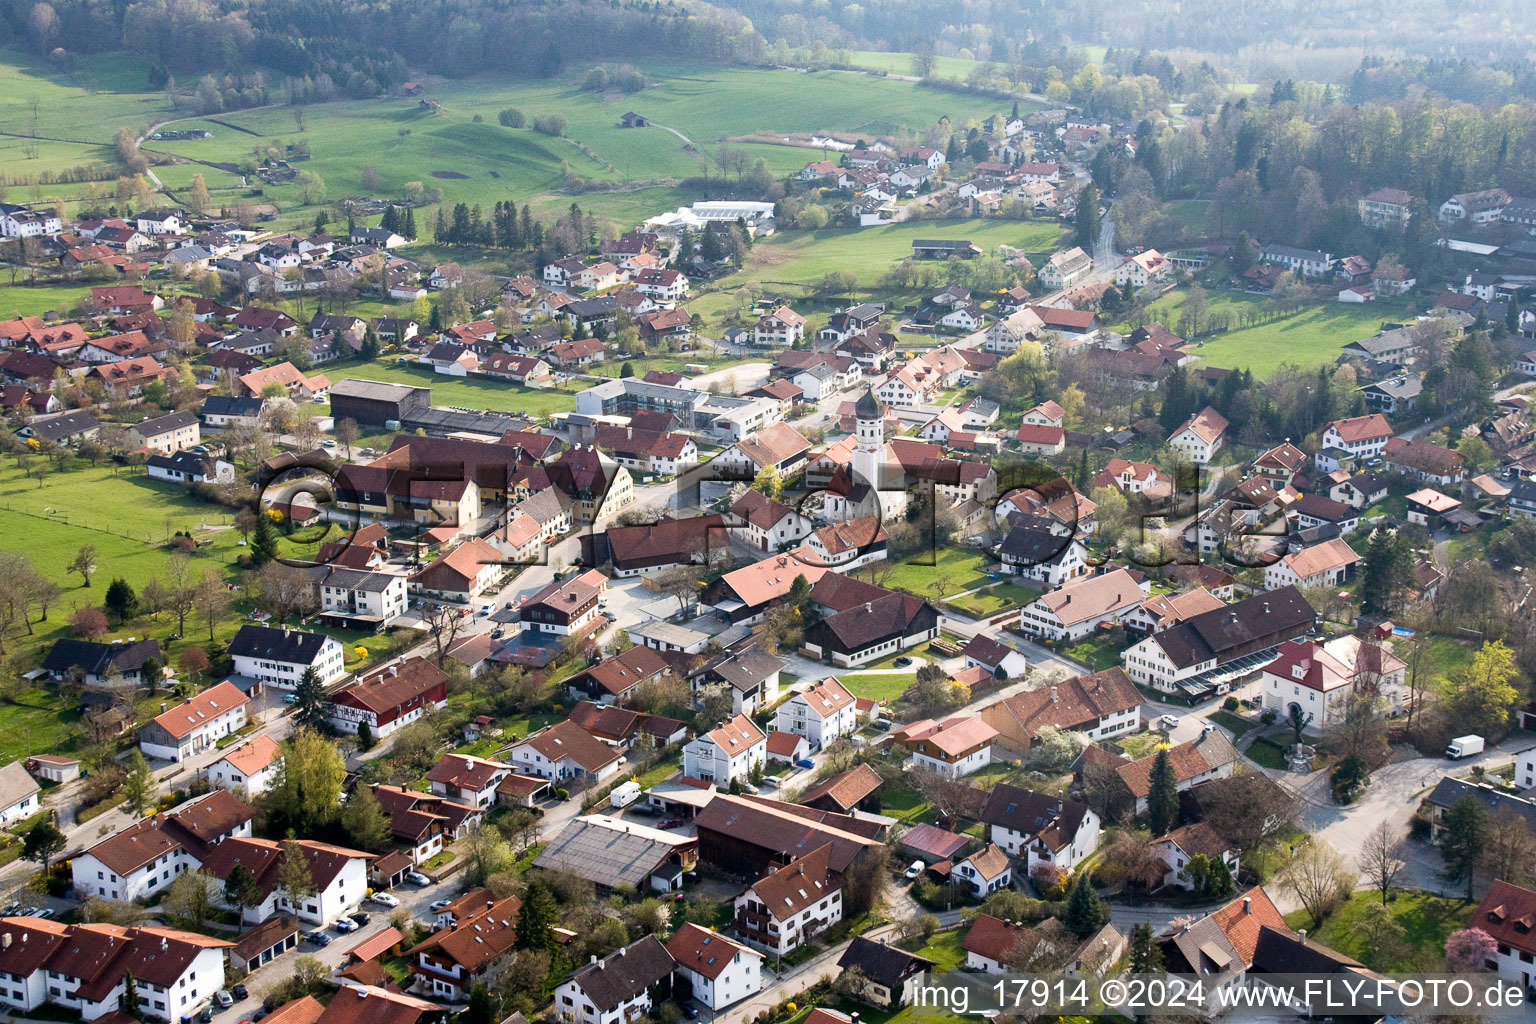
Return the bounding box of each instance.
[194,567,230,641]
[104,577,138,623]
[1445,927,1498,972]
[1445,640,1523,738]
[1481,810,1536,888]
[278,838,316,910]
[69,544,97,587]
[515,878,558,951]
[1330,754,1369,803]
[1146,748,1179,835]
[123,750,154,816]
[752,464,783,500]
[70,605,109,639]
[498,108,525,129]
[464,984,495,1024]
[265,728,346,834]
[357,720,374,750]
[340,784,391,852]
[292,667,327,731]
[1075,185,1101,250]
[164,869,215,929]
[1357,821,1404,905]
[1128,921,1164,973]
[224,863,264,922]
[21,818,65,872]
[1439,795,1488,900]
[187,173,211,216]
[1064,872,1108,936]
[1280,839,1355,927]
[1349,901,1407,968]
[249,510,280,566]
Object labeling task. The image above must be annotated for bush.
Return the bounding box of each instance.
[497,108,525,128]
[1261,709,1278,725]
[1223,696,1240,711]
[532,114,568,137]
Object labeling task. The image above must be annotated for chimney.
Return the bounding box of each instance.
[1243,897,1251,915]
[1050,686,1058,703]
[864,602,872,613]
[2,934,10,949]
[356,988,367,1000]
[1298,929,1306,945]
[161,937,169,951]
[590,955,598,965]
[1262,602,1270,615]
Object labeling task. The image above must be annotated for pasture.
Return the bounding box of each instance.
[1135,287,1410,377]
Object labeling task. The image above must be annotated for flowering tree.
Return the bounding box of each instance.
[1445,927,1497,972]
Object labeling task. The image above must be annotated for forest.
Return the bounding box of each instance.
[1,0,766,94]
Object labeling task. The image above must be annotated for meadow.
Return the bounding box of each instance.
[1133,286,1412,376]
[326,356,580,418]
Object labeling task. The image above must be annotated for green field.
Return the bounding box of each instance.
[878,547,998,598]
[1282,890,1472,970]
[132,61,1013,233]
[947,582,1040,616]
[834,671,914,701]
[908,927,967,971]
[329,356,579,418]
[0,462,245,638]
[1137,287,1408,377]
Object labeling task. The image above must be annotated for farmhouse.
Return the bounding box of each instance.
[979,668,1142,753]
[324,658,450,740]
[227,625,346,691]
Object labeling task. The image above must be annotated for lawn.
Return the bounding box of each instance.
[1246,737,1290,770]
[834,671,914,702]
[877,548,994,599]
[879,783,935,825]
[1117,732,1169,759]
[946,582,1040,617]
[1282,890,1473,970]
[1133,287,1412,376]
[1425,635,1476,687]
[908,927,967,971]
[0,689,83,764]
[0,461,248,651]
[326,356,579,419]
[1061,633,1124,672]
[1208,709,1255,740]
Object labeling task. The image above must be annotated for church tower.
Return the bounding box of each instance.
[852,387,883,492]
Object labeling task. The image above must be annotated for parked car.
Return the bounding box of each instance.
[232,985,249,1001]
[332,918,358,932]
[216,991,235,1009]
[603,612,617,622]
[304,930,331,947]
[794,758,815,770]
[682,1006,700,1020]
[21,906,38,916]
[405,871,432,886]
[659,817,684,829]
[35,908,54,919]
[430,899,454,912]
[282,694,299,705]
[348,912,370,927]
[2,901,19,915]
[904,860,924,880]
[199,1007,214,1023]
[894,656,913,668]
[371,892,400,908]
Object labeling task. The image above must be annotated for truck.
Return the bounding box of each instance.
[1446,735,1485,759]
[609,781,642,808]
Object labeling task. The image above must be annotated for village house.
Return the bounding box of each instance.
[1321,413,1393,460]
[733,845,843,957]
[508,720,624,784]
[138,680,249,762]
[666,924,762,1011]
[324,658,449,740]
[1263,536,1360,591]
[1259,636,1407,728]
[554,934,675,1024]
[201,836,373,926]
[1121,586,1316,696]
[896,716,997,778]
[683,714,766,787]
[1151,821,1240,890]
[772,677,858,751]
[411,537,507,603]
[71,790,254,902]
[1038,247,1093,290]
[1168,406,1229,464]
[228,625,346,692]
[200,735,282,796]
[979,783,1100,871]
[408,894,521,1000]
[1018,568,1148,642]
[979,668,1142,754]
